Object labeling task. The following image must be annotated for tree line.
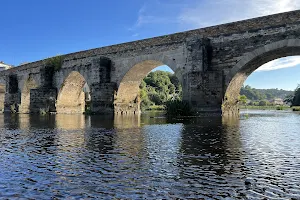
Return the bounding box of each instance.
[240,85,293,101]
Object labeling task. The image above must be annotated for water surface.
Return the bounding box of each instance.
[0,110,299,199]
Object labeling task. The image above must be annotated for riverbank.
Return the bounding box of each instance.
[240,105,300,111]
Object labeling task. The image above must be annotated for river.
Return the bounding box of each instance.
[0,110,299,199]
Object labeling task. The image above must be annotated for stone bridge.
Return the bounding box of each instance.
[1,10,300,116]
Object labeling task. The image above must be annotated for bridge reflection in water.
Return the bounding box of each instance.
[0,112,299,199]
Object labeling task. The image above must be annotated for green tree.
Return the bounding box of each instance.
[284,94,294,105]
[239,95,247,105]
[259,100,267,106]
[292,85,300,106]
[139,71,182,110]
[240,85,293,101]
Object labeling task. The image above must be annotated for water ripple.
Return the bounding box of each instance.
[0,112,299,199]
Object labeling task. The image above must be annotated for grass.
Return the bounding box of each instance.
[145,105,165,111]
[240,105,300,112]
[240,105,290,110]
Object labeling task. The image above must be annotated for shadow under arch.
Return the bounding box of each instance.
[223,39,300,116]
[115,58,180,115]
[20,75,38,113]
[56,71,90,114]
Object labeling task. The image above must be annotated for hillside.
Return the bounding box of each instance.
[240,85,293,100]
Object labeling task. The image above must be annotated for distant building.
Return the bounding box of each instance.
[0,61,13,71]
[271,98,284,105]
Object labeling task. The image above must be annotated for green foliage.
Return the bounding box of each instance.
[258,100,267,106]
[240,85,293,101]
[284,94,294,104]
[139,71,182,110]
[165,99,192,116]
[283,85,300,107]
[147,105,165,111]
[292,106,300,111]
[239,95,247,105]
[45,55,64,72]
[240,105,289,110]
[292,85,300,106]
[276,105,284,110]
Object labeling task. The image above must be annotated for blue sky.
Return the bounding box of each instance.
[1,0,300,90]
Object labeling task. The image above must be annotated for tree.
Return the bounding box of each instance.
[139,71,182,110]
[292,85,300,106]
[284,94,294,105]
[259,100,267,106]
[239,95,247,105]
[240,85,293,101]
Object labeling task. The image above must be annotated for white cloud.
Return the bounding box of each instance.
[257,56,300,71]
[178,0,300,29]
[129,1,179,31]
[130,0,300,32]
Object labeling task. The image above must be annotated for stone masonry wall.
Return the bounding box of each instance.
[30,88,57,113]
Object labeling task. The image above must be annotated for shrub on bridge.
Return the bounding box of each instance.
[45,55,64,72]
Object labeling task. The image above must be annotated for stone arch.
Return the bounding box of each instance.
[223,39,300,116]
[115,54,179,115]
[0,82,5,112]
[19,75,38,113]
[56,71,90,114]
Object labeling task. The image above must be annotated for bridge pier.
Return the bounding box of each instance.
[114,100,140,115]
[89,83,116,114]
[29,88,57,113]
[182,71,223,115]
[182,37,223,115]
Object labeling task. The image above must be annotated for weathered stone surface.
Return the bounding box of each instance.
[30,88,57,113]
[0,10,299,115]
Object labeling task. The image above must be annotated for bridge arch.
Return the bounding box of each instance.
[19,75,38,113]
[223,39,300,116]
[56,71,90,114]
[115,54,181,114]
[0,82,5,112]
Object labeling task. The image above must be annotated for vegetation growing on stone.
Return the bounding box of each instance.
[45,55,64,72]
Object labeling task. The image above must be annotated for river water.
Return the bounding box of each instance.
[0,110,299,199]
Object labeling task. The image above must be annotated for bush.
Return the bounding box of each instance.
[292,107,300,111]
[165,100,193,116]
[276,105,283,110]
[45,55,64,72]
[259,100,267,106]
[147,105,165,111]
